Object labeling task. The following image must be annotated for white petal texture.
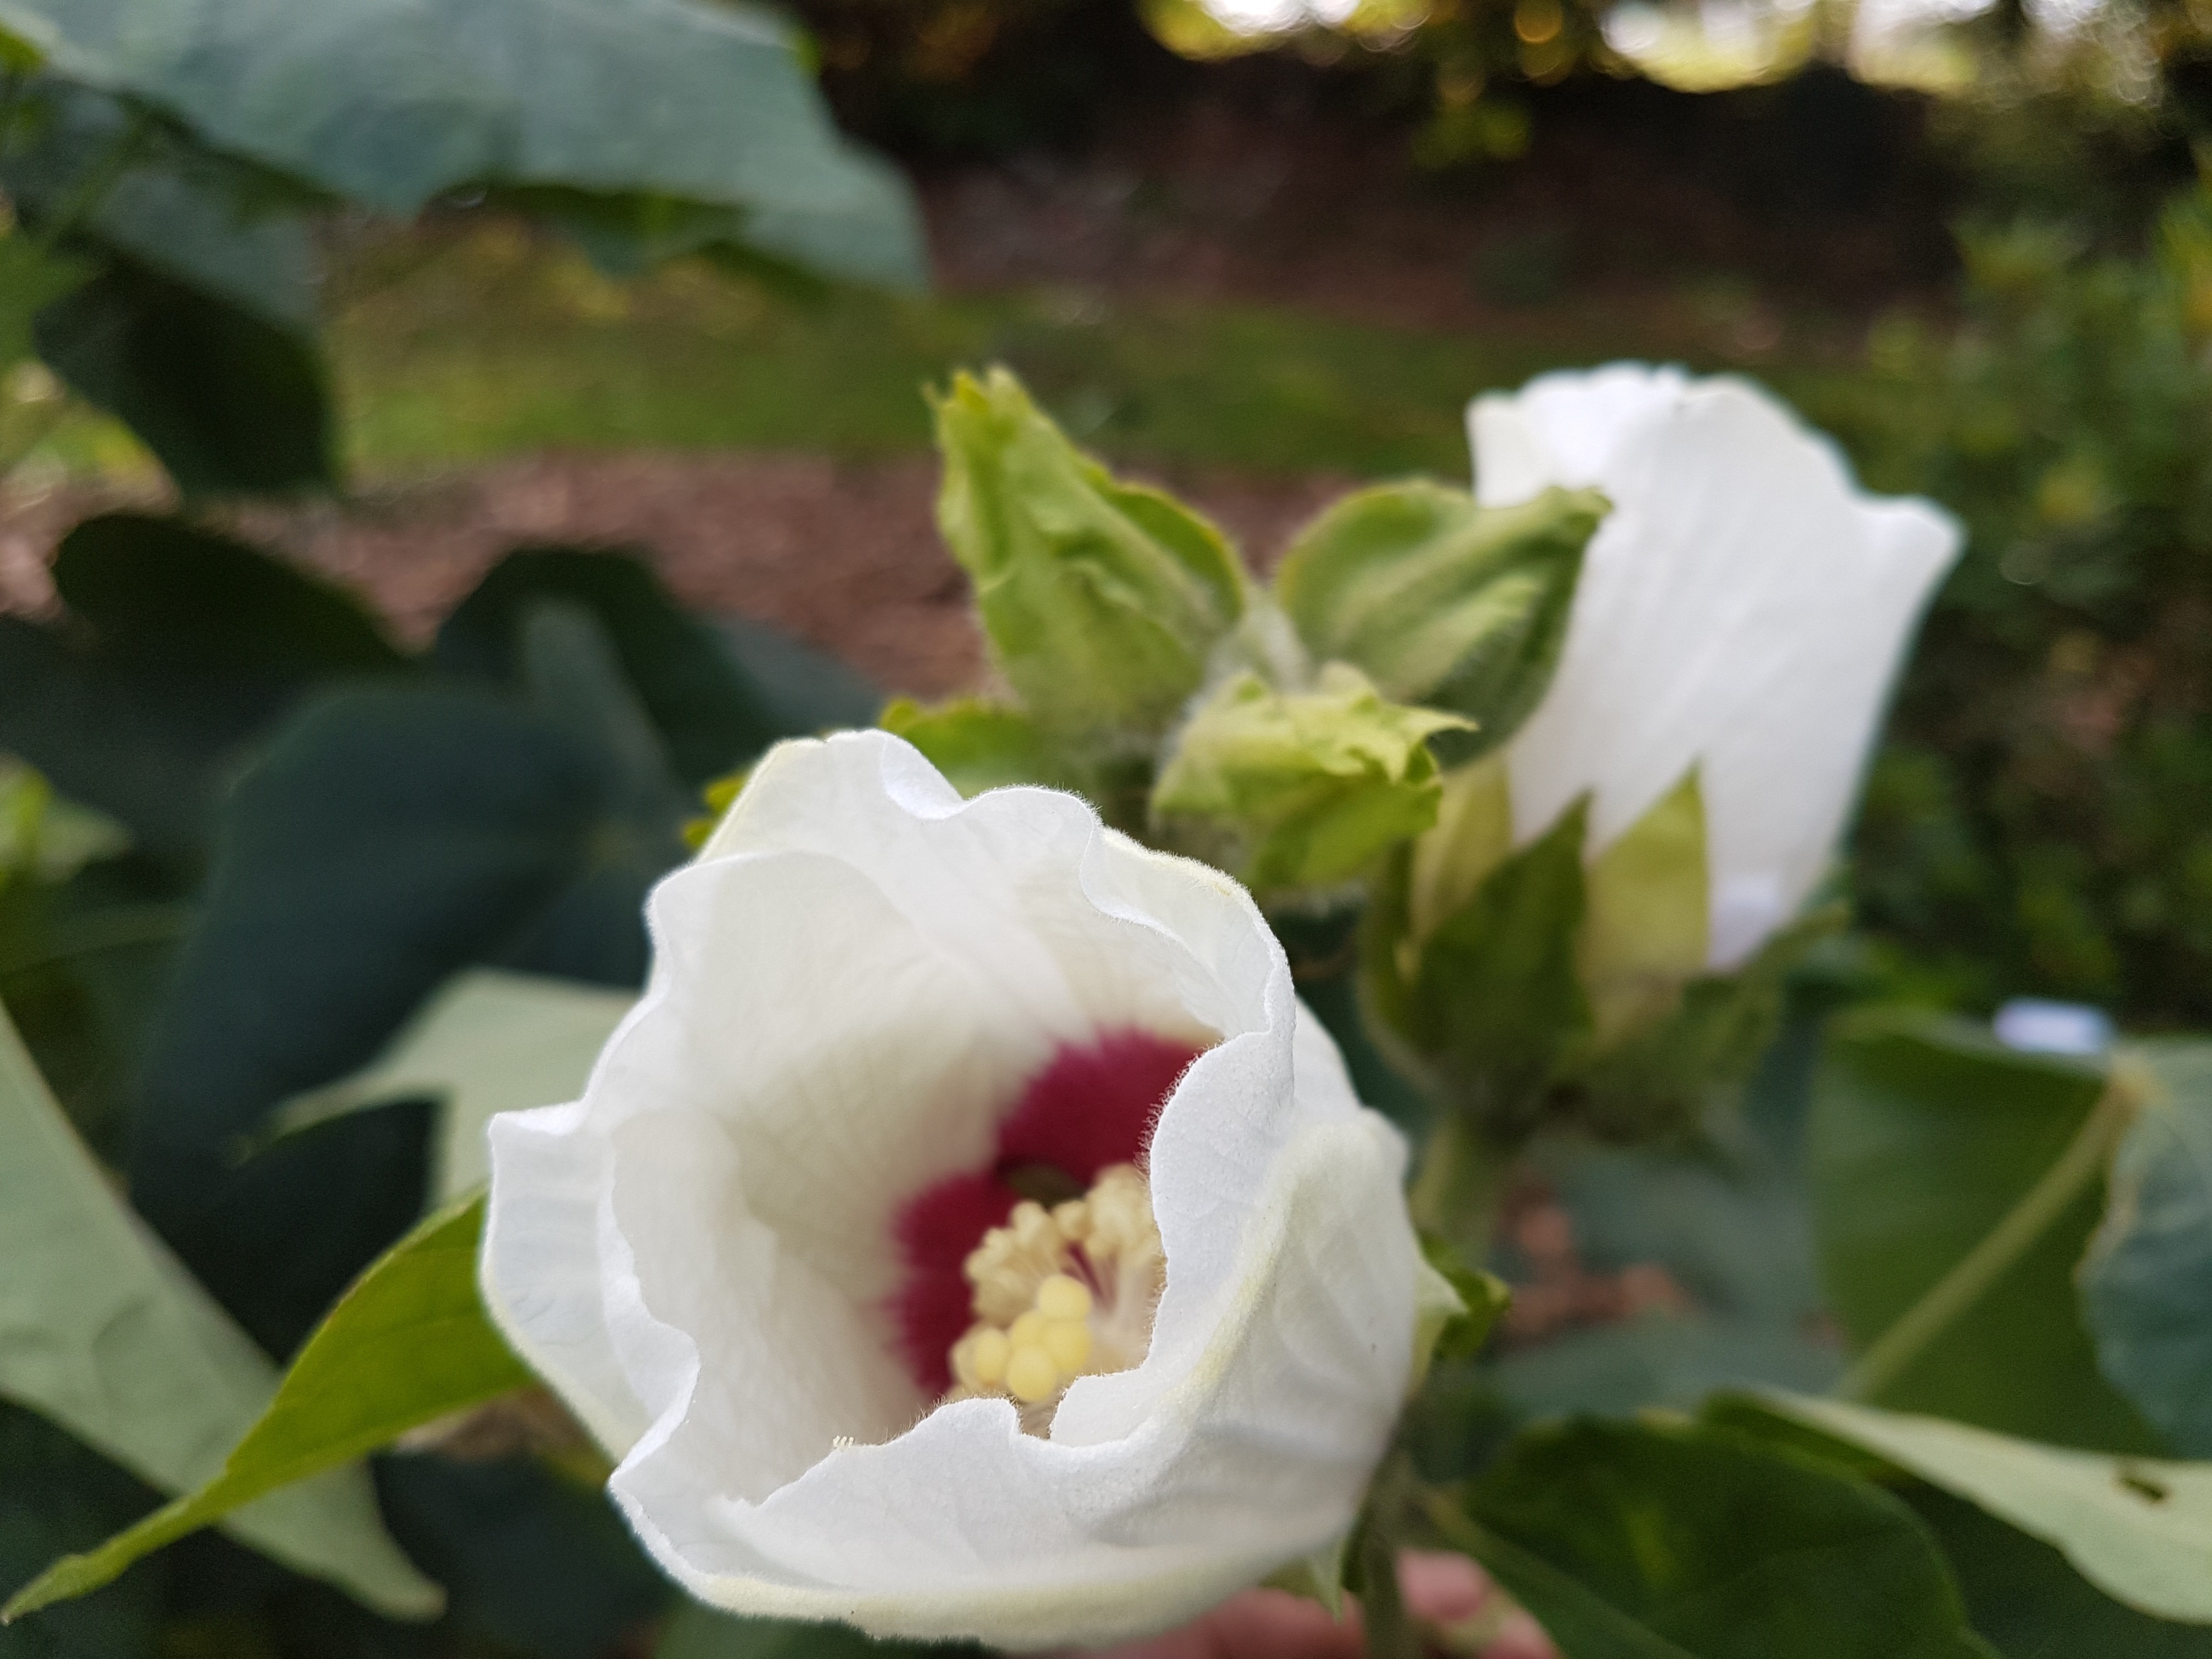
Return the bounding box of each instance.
[481,731,1426,1650]
[1468,364,1962,969]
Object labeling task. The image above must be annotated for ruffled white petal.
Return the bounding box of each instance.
[1468,365,1961,967]
[483,731,1420,1649]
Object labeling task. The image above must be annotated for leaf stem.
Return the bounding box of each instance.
[1835,1066,2140,1404]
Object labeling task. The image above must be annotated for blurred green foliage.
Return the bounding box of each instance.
[1832,183,2212,1025]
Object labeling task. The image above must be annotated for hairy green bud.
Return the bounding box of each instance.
[1152,663,1471,894]
[932,368,1245,738]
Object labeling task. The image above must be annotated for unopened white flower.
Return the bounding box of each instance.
[1468,364,1961,969]
[481,731,1431,1650]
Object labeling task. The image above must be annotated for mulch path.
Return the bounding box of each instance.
[0,454,1352,696]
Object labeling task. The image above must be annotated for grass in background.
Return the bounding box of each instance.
[12,219,1868,489]
[323,223,1860,482]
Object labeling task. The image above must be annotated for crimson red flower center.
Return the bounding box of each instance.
[886,1029,1203,1396]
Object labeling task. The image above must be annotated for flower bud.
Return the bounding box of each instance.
[1273,479,1605,757]
[932,368,1246,739]
[1152,663,1473,895]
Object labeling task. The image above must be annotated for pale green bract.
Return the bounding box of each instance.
[1152,662,1472,893]
[0,1001,442,1623]
[932,368,1246,738]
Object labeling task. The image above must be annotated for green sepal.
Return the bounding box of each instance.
[1274,479,1604,759]
[1562,904,1844,1143]
[1151,663,1472,894]
[930,367,1246,739]
[1362,798,1592,1145]
[1418,1231,1512,1368]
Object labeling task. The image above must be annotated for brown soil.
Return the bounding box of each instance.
[0,454,1351,695]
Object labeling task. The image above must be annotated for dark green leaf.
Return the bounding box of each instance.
[0,1408,165,1659]
[1722,1392,2212,1627]
[2081,1040,2212,1454]
[377,1452,669,1659]
[437,549,838,786]
[1438,1417,1994,1659]
[1487,1315,1841,1421]
[0,514,400,861]
[58,514,399,674]
[1,78,319,336]
[1906,1486,2212,1658]
[126,683,606,1355]
[34,261,333,493]
[4,1194,523,1620]
[1,0,924,287]
[1808,1009,2158,1451]
[1273,482,1604,760]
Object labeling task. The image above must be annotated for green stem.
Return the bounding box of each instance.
[1835,1068,2139,1404]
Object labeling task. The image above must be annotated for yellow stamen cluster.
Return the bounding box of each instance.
[948,1163,1164,1429]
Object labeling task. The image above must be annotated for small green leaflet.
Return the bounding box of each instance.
[4,1190,529,1621]
[0,1000,438,1622]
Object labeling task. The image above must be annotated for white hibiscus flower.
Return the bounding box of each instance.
[1469,364,1962,969]
[481,731,1435,1650]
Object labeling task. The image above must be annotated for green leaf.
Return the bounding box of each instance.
[931,366,1245,738]
[878,697,1082,798]
[1731,1392,2212,1627]
[437,549,860,787]
[2,79,320,337]
[0,0,924,289]
[34,259,334,493]
[274,967,634,1203]
[1435,1417,1995,1659]
[0,999,439,1623]
[58,513,400,673]
[1904,1485,2212,1657]
[0,230,89,370]
[0,1408,167,1659]
[0,513,402,860]
[2081,1040,2212,1454]
[1273,480,1604,758]
[1363,795,1589,1141]
[1808,1009,2158,1451]
[4,1192,528,1621]
[125,682,617,1356]
[1151,664,1472,893]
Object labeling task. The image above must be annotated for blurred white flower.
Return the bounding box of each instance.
[1469,364,1961,969]
[481,731,1431,1650]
